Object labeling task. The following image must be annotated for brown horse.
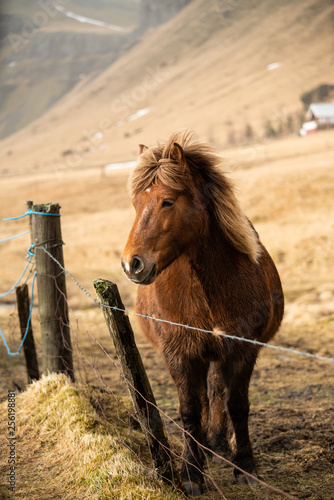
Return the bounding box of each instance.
[121,131,284,496]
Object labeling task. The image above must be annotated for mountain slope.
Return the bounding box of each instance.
[1,0,333,175]
[0,0,140,140]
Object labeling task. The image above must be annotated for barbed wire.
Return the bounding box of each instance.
[0,233,325,498]
[41,286,296,499]
[1,208,331,499]
[2,207,332,364]
[83,328,298,499]
[39,246,334,364]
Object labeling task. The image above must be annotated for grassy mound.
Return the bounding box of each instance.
[0,373,183,500]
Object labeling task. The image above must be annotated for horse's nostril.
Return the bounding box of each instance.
[131,256,144,275]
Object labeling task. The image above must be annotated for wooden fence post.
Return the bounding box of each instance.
[25,200,33,235]
[15,284,39,383]
[93,279,184,493]
[31,203,74,382]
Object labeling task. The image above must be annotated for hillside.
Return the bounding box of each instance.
[0,0,141,140]
[0,0,191,141]
[0,0,333,176]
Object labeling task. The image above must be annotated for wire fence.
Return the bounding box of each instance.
[40,245,334,365]
[1,210,333,499]
[39,276,299,499]
[2,210,334,363]
[0,209,60,355]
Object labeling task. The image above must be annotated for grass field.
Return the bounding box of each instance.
[0,130,333,498]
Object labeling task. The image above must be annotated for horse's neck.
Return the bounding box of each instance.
[190,223,237,282]
[154,225,237,319]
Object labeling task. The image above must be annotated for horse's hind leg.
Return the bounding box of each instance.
[223,350,259,483]
[206,361,230,460]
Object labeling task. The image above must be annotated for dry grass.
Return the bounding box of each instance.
[0,373,183,499]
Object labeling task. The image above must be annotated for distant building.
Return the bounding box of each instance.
[300,102,334,136]
[307,103,334,126]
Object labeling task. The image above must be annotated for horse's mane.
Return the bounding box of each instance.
[129,130,261,263]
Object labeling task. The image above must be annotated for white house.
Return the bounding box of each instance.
[300,103,334,135]
[307,103,334,126]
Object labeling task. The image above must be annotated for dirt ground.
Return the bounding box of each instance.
[0,309,333,499]
[0,131,334,498]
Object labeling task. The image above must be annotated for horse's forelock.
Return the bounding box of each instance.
[129,137,190,196]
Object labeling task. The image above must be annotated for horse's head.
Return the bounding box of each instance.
[121,142,208,285]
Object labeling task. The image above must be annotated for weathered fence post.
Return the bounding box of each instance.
[15,284,39,383]
[93,279,184,493]
[31,203,74,382]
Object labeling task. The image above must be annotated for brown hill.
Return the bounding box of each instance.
[1,0,333,176]
[0,0,141,140]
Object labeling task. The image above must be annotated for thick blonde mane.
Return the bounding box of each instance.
[129,130,261,263]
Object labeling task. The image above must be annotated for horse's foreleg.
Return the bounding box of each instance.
[224,352,258,483]
[167,357,209,496]
[206,361,230,459]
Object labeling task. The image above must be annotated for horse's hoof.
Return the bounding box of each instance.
[183,480,203,496]
[211,448,230,465]
[212,454,223,464]
[206,443,230,464]
[236,471,259,485]
[212,452,230,466]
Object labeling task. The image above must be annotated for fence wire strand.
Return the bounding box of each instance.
[22,245,303,498]
[0,221,331,499]
[39,245,334,364]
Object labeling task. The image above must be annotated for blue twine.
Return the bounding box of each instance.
[0,230,30,243]
[0,249,34,298]
[0,272,37,356]
[27,245,35,258]
[3,208,61,221]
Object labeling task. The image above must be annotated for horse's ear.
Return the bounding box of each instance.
[170,142,185,165]
[138,144,148,155]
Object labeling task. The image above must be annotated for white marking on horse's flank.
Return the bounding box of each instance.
[213,328,227,337]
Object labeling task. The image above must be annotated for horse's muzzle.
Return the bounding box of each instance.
[121,255,157,285]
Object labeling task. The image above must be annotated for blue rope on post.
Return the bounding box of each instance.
[2,208,61,222]
[0,271,37,356]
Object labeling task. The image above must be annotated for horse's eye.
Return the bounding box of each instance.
[162,199,175,208]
